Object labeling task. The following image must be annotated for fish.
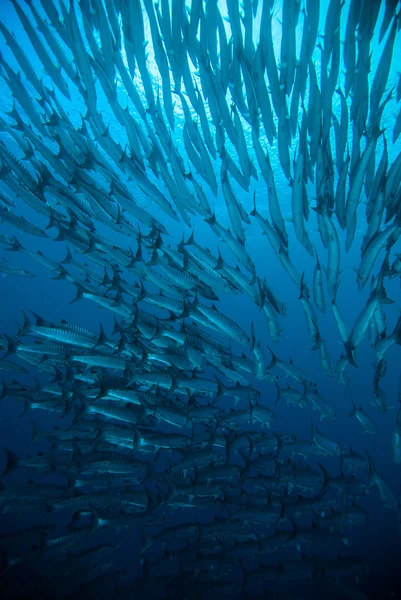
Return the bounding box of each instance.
[348,398,378,434]
[312,422,341,456]
[0,256,34,278]
[366,451,398,511]
[345,270,393,366]
[0,0,399,597]
[313,248,326,313]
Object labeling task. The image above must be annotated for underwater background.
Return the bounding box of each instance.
[0,0,400,598]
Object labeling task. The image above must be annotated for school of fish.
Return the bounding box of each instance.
[0,0,400,598]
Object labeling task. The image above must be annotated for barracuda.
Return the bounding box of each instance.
[0,0,398,594]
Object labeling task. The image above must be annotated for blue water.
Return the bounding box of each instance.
[0,0,400,598]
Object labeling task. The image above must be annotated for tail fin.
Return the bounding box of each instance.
[365,450,379,489]
[204,213,216,226]
[266,346,278,370]
[393,313,401,345]
[182,230,195,246]
[69,282,85,304]
[2,334,16,359]
[249,190,258,217]
[348,397,357,418]
[344,339,358,368]
[60,245,74,265]
[3,449,19,476]
[51,264,71,281]
[146,248,160,267]
[214,247,225,271]
[274,381,282,405]
[94,322,107,347]
[28,419,42,446]
[238,450,252,479]
[213,374,226,401]
[318,462,331,493]
[17,310,32,336]
[4,235,23,252]
[375,270,393,305]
